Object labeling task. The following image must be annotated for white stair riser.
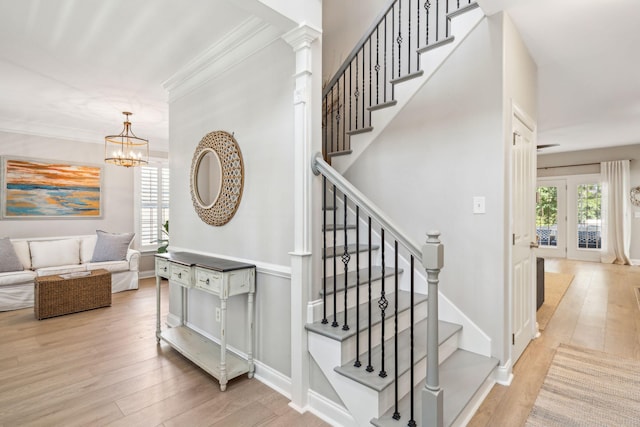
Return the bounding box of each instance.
[339,299,429,365]
[323,228,358,247]
[324,248,378,274]
[319,279,385,317]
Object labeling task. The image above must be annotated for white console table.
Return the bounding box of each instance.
[155,252,256,391]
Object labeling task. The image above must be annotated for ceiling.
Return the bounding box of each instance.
[1,0,639,154]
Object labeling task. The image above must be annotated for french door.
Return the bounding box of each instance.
[536,174,602,261]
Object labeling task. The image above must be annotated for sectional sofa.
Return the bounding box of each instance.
[0,234,140,312]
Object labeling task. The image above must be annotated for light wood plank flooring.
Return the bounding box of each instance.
[0,278,328,427]
[2,260,638,426]
[469,258,640,427]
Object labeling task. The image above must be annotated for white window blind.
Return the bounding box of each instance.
[139,164,169,250]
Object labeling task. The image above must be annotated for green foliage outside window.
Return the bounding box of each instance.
[536,186,557,227]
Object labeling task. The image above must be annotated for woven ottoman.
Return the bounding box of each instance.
[34,269,112,320]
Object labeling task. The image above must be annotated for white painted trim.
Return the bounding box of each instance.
[307,389,355,427]
[494,359,514,386]
[254,359,293,401]
[139,270,155,279]
[163,16,283,102]
[169,245,291,278]
[631,259,640,266]
[451,373,496,427]
[166,313,181,328]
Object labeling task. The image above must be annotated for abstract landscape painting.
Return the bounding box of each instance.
[2,157,102,218]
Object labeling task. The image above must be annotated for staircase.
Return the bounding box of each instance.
[307,1,499,425]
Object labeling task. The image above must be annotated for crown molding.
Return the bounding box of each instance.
[281,23,321,51]
[162,16,282,102]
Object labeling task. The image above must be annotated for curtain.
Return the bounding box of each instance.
[600,160,631,265]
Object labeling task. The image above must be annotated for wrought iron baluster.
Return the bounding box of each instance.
[342,194,350,331]
[392,240,400,420]
[375,26,380,106]
[417,0,421,53]
[361,45,365,129]
[391,6,395,81]
[408,0,412,74]
[366,217,374,373]
[384,15,388,101]
[323,94,327,159]
[332,185,338,327]
[408,255,416,427]
[425,1,431,46]
[354,206,361,367]
[397,0,402,78]
[436,0,439,42]
[379,228,387,378]
[348,66,352,134]
[368,38,372,127]
[354,52,359,130]
[341,75,346,151]
[322,177,328,324]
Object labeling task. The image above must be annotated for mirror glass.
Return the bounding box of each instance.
[194,149,222,208]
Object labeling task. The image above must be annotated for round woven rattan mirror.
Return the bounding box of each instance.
[190,131,244,226]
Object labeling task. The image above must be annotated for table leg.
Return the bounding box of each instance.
[220,297,227,391]
[155,275,161,342]
[247,290,255,378]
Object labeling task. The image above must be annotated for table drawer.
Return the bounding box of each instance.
[195,268,222,295]
[170,264,192,287]
[156,258,170,278]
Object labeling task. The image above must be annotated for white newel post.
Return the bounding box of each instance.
[283,24,321,412]
[422,231,444,427]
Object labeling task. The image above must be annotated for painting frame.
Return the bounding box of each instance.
[0,156,103,219]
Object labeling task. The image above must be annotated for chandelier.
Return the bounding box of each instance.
[104,112,149,167]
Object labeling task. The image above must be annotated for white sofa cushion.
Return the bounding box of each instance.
[11,240,31,270]
[0,270,37,286]
[86,261,129,273]
[80,235,97,264]
[29,239,80,269]
[35,264,86,277]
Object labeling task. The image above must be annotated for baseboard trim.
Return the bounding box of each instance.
[495,359,514,386]
[254,359,293,400]
[139,270,155,279]
[307,389,355,427]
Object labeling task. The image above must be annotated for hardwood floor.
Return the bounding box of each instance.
[2,260,638,426]
[0,278,328,427]
[469,258,640,427]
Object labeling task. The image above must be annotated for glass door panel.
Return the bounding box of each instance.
[535,180,566,258]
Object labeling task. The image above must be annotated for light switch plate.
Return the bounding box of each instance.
[473,196,486,214]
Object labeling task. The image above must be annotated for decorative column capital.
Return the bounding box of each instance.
[282,23,321,52]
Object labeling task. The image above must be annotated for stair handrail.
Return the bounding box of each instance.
[312,152,422,260]
[322,0,397,98]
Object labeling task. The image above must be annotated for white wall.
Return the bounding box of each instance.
[0,131,134,238]
[167,39,296,378]
[344,17,507,361]
[538,143,640,260]
[322,0,390,83]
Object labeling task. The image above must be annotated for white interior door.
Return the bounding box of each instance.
[511,114,537,363]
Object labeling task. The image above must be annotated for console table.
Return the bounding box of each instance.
[155,252,256,391]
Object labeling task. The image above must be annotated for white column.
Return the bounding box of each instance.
[283,23,321,412]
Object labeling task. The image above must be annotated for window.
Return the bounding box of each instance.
[536,185,558,247]
[576,183,601,249]
[136,162,169,251]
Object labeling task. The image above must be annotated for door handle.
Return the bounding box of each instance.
[530,242,539,249]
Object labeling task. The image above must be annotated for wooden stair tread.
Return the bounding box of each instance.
[346,126,374,136]
[371,349,499,427]
[306,290,427,342]
[320,267,402,296]
[368,100,397,111]
[334,319,461,392]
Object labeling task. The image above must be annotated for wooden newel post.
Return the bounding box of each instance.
[422,230,444,427]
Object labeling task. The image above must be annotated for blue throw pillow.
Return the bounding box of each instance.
[90,230,135,262]
[0,237,24,272]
